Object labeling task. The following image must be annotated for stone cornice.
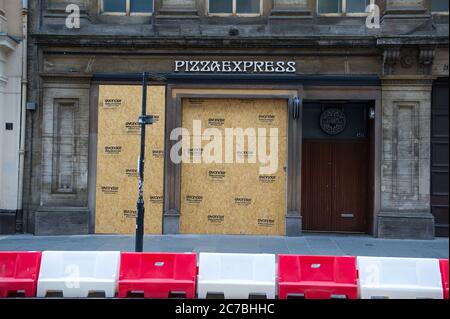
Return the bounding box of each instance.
[30,34,380,49]
[381,75,436,87]
[30,32,448,49]
[377,36,449,46]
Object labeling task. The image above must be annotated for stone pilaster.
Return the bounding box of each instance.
[378,76,435,239]
[40,79,90,207]
[32,78,91,235]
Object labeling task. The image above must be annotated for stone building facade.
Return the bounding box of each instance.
[17,0,449,238]
[0,0,27,234]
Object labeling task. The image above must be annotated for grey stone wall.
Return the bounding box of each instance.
[379,78,435,239]
[40,80,90,207]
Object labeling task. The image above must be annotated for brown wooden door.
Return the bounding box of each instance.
[332,141,368,232]
[431,80,449,237]
[301,141,333,231]
[302,140,368,233]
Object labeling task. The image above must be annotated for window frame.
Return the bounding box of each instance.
[207,0,263,17]
[430,0,449,16]
[317,0,370,17]
[101,0,154,16]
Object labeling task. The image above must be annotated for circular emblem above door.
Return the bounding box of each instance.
[319,108,347,135]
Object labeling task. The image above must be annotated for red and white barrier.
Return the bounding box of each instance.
[357,256,444,299]
[440,259,449,299]
[1,250,448,299]
[0,252,42,298]
[118,252,197,299]
[36,251,120,298]
[278,255,358,299]
[198,253,276,299]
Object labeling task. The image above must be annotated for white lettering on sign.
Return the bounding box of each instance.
[175,60,296,73]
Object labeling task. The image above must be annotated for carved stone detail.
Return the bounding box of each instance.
[383,48,401,75]
[418,48,435,75]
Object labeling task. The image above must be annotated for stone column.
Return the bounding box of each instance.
[378,76,435,239]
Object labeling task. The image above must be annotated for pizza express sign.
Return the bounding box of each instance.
[175,60,297,74]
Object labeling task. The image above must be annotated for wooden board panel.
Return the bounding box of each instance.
[95,85,165,234]
[180,98,287,236]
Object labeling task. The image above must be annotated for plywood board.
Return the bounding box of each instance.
[96,85,165,234]
[180,98,287,236]
[182,98,287,137]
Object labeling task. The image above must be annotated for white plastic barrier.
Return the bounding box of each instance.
[37,251,120,298]
[357,256,444,299]
[198,253,276,299]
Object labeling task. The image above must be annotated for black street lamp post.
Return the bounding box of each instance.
[135,72,155,252]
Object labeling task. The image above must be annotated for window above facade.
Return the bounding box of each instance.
[208,0,262,16]
[102,0,153,15]
[318,0,369,15]
[431,0,449,13]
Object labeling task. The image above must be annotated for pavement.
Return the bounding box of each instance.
[0,234,448,258]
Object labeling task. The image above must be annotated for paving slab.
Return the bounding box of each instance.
[0,234,447,259]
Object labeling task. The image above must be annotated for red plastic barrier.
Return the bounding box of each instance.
[0,252,42,298]
[118,253,197,299]
[440,259,449,299]
[278,255,358,299]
